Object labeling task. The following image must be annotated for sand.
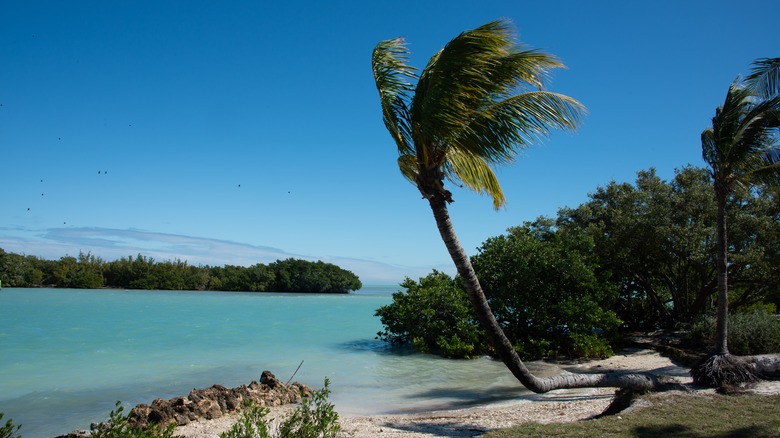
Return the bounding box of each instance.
[174,348,779,437]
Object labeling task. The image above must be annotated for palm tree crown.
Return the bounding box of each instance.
[701,79,780,192]
[372,20,585,208]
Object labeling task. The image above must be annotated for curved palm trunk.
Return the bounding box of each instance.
[713,183,730,355]
[426,195,661,393]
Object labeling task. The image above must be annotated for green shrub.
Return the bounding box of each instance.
[471,222,621,360]
[1,413,21,438]
[688,309,780,355]
[570,333,614,359]
[80,401,180,438]
[277,378,339,438]
[220,403,271,438]
[374,271,485,358]
[221,379,340,438]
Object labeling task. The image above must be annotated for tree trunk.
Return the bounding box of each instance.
[690,181,771,387]
[426,195,662,393]
[742,354,780,378]
[713,182,730,355]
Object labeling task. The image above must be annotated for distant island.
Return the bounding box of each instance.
[0,248,361,293]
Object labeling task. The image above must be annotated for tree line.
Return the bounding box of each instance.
[376,166,780,359]
[0,251,362,293]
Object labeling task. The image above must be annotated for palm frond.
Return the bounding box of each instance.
[397,152,419,185]
[451,91,585,164]
[410,20,566,156]
[701,127,719,171]
[747,57,780,99]
[445,148,506,209]
[704,74,780,188]
[372,38,417,156]
[373,20,585,207]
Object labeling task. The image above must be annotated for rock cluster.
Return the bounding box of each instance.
[61,371,312,436]
[127,370,312,429]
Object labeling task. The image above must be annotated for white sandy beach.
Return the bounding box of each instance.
[177,348,757,437]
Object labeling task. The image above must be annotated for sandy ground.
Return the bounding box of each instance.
[175,348,779,437]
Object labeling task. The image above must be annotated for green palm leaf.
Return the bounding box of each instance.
[444,148,505,208]
[747,57,780,99]
[372,37,416,156]
[373,19,584,208]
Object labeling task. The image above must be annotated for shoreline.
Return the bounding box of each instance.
[175,348,699,437]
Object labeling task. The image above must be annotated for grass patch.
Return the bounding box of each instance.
[486,392,780,438]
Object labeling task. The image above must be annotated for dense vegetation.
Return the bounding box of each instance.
[0,251,361,293]
[376,166,780,359]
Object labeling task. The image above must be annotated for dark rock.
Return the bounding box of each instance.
[120,370,312,431]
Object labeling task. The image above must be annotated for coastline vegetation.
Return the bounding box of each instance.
[0,252,361,293]
[376,165,780,361]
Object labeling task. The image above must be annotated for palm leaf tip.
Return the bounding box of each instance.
[747,57,780,98]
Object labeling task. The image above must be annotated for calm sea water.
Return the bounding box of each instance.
[0,287,556,437]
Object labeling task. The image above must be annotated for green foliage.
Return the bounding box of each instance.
[278,379,340,438]
[53,252,105,289]
[0,249,361,293]
[220,402,271,438]
[221,379,340,438]
[269,259,361,293]
[688,310,780,356]
[0,412,21,438]
[569,333,614,359]
[472,221,620,360]
[88,401,180,438]
[0,248,46,287]
[375,271,484,358]
[560,167,780,329]
[376,248,619,361]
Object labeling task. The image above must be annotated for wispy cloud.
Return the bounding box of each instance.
[0,226,451,284]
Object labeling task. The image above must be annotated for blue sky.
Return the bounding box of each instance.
[1,1,778,284]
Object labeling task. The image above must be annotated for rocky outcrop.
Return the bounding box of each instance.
[126,370,312,430]
[58,371,312,436]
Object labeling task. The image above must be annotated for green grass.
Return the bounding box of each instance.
[486,392,780,438]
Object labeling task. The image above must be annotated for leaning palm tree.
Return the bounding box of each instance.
[693,60,780,386]
[372,20,662,392]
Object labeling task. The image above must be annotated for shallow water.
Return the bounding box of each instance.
[0,287,556,437]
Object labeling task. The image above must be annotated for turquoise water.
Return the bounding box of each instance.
[0,287,552,437]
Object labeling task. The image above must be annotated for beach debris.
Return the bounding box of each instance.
[286,360,304,386]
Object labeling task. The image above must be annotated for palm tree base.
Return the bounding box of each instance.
[690,353,759,387]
